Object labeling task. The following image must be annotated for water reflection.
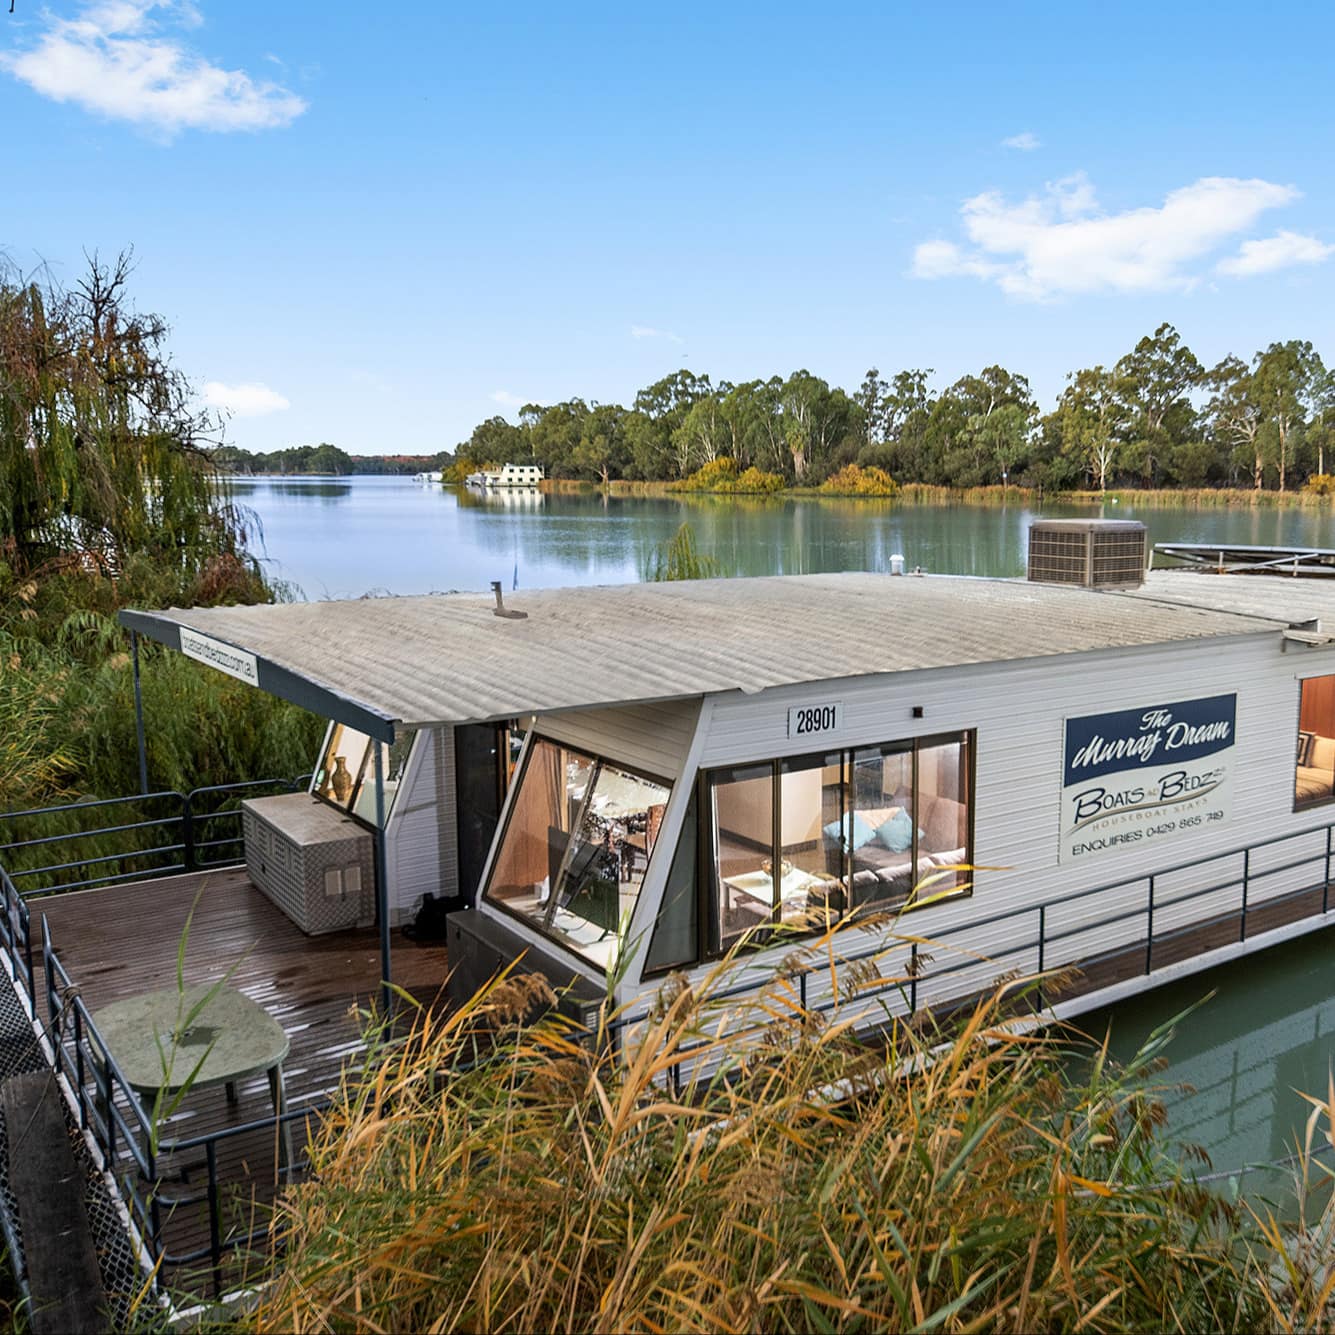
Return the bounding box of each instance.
[1078,926,1335,1175]
[226,479,354,503]
[226,474,1335,602]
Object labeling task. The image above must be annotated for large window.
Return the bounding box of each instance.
[707,732,972,953]
[1296,676,1335,808]
[484,737,671,971]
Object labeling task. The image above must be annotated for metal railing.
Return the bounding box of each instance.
[604,817,1335,1095]
[42,918,324,1296]
[4,789,1335,1292]
[0,777,310,899]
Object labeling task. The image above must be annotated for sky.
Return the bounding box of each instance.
[4,0,1335,455]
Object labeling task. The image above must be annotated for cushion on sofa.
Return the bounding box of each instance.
[823,811,877,851]
[876,808,914,853]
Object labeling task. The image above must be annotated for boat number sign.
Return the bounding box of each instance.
[788,701,843,739]
[1059,693,1235,862]
[178,628,259,686]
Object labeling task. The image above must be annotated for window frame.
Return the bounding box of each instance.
[701,729,975,961]
[1295,675,1335,812]
[480,735,675,970]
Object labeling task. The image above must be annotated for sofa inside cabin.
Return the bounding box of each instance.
[713,748,968,937]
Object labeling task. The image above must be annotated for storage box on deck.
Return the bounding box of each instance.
[241,793,374,934]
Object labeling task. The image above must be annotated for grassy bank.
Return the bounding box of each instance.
[249,948,1335,1334]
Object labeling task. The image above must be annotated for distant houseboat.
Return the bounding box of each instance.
[465,463,544,490]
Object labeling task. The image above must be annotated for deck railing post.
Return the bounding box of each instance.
[909,942,918,1014]
[1145,876,1155,975]
[131,630,149,797]
[206,1138,223,1297]
[1036,905,1046,1011]
[181,791,195,873]
[1241,849,1250,942]
[1326,826,1332,914]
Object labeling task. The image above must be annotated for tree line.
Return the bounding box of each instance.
[450,326,1335,492]
[212,443,451,476]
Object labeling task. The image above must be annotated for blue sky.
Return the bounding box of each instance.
[4,1,1334,455]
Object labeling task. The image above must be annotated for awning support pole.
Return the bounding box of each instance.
[131,631,148,796]
[373,741,394,1018]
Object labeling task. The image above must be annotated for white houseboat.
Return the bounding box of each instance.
[14,519,1335,1296]
[112,521,1335,1035]
[464,462,544,490]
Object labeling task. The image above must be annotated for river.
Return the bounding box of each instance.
[227,474,1335,599]
[232,474,1335,1181]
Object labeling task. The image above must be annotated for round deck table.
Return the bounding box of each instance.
[92,983,292,1164]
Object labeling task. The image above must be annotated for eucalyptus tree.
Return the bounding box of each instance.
[1250,340,1326,490]
[1114,323,1203,484]
[1204,357,1263,488]
[778,370,861,482]
[1047,366,1126,492]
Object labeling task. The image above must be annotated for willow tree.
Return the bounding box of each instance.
[0,253,257,600]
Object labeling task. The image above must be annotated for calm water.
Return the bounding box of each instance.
[228,474,1335,599]
[1077,927,1335,1186]
[233,474,1335,1175]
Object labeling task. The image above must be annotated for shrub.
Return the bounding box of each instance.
[678,458,786,494]
[819,463,899,497]
[1305,474,1335,496]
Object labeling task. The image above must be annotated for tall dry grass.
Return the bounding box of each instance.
[251,942,1292,1335]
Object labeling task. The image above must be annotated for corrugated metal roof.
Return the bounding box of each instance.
[122,572,1283,731]
[1133,570,1335,625]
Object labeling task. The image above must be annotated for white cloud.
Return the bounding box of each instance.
[203,380,290,417]
[631,325,683,344]
[1001,131,1040,151]
[1216,229,1335,277]
[0,1,306,138]
[911,173,1306,301]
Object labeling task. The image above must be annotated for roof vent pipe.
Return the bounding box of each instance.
[491,581,528,619]
[890,553,905,576]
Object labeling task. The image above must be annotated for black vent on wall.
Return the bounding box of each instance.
[1027,519,1148,588]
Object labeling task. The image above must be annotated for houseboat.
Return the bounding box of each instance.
[464,462,544,490]
[110,521,1335,1037]
[13,519,1335,1302]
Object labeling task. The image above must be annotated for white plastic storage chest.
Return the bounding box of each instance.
[241,793,375,934]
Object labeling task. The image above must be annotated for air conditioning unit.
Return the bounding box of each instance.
[1027,519,1148,589]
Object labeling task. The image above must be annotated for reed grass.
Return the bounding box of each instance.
[250,942,1301,1334]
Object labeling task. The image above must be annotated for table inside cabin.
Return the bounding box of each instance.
[91,983,292,1162]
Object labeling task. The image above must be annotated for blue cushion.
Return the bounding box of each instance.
[876,808,914,853]
[823,812,876,851]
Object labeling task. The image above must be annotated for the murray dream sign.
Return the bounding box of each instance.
[1059,694,1235,862]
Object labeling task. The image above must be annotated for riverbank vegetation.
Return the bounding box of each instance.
[0,256,322,814]
[250,955,1335,1334]
[211,442,450,476]
[450,323,1335,497]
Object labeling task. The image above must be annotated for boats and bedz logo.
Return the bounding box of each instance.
[1059,694,1236,861]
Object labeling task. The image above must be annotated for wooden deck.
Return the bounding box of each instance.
[29,866,449,1296]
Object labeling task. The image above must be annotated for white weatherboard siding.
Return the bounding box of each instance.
[385,727,458,921]
[535,699,701,781]
[620,630,1335,1015]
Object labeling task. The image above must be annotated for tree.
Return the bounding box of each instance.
[936,366,1036,488]
[1114,323,1203,485]
[1047,366,1125,492]
[0,252,254,587]
[1205,356,1263,489]
[1251,340,1326,491]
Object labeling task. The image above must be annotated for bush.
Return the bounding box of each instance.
[819,464,899,497]
[1306,474,1335,496]
[678,458,786,494]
